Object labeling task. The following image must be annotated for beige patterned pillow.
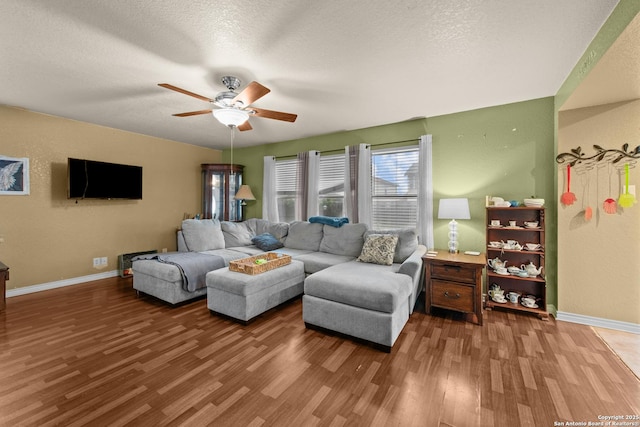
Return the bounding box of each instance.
[357,234,399,265]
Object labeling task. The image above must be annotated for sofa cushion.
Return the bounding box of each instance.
[243,218,261,235]
[304,261,412,313]
[273,247,315,258]
[319,223,367,257]
[221,221,254,247]
[268,222,290,242]
[233,218,290,242]
[365,228,418,263]
[357,234,398,265]
[294,252,355,274]
[225,246,264,257]
[284,221,324,251]
[199,248,252,264]
[181,219,225,252]
[252,233,285,251]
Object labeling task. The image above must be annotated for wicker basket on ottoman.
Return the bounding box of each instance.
[206,259,305,323]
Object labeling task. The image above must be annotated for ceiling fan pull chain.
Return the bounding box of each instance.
[230,126,234,168]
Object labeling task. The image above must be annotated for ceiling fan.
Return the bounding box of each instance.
[158,76,297,131]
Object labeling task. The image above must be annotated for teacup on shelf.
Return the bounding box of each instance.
[503,242,522,250]
[525,243,541,251]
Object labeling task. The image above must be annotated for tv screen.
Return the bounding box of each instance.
[67,158,143,200]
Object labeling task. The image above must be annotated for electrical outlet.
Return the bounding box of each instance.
[161,248,167,253]
[100,257,108,266]
[93,257,100,267]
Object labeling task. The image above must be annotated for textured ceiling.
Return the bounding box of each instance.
[0,1,620,149]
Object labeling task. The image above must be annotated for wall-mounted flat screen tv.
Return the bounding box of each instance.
[67,158,143,200]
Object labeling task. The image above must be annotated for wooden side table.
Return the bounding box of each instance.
[422,251,486,325]
[0,261,8,311]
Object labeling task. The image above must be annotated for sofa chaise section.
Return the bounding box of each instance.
[302,228,426,351]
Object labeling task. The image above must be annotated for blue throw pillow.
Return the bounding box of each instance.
[251,233,284,251]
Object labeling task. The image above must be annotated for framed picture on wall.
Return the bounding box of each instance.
[0,156,30,195]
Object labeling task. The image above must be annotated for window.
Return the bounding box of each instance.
[275,154,346,223]
[275,159,296,223]
[371,147,419,229]
[318,154,345,217]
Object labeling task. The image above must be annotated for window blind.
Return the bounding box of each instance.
[275,159,297,222]
[318,154,345,217]
[371,147,419,229]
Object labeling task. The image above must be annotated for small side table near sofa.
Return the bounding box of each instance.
[422,251,486,325]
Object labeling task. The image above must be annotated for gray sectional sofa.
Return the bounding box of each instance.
[132,218,426,350]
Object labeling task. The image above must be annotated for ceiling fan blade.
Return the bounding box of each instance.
[233,81,270,106]
[158,83,213,102]
[251,107,297,122]
[172,109,212,117]
[237,121,253,131]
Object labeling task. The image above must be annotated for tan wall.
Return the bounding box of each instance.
[557,100,640,324]
[0,106,221,289]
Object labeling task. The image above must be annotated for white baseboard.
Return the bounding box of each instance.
[557,311,640,334]
[6,270,119,298]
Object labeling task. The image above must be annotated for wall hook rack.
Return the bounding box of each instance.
[556,143,640,167]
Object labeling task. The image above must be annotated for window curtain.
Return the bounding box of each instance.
[344,143,371,225]
[306,151,320,218]
[296,152,309,221]
[262,156,279,222]
[417,134,434,248]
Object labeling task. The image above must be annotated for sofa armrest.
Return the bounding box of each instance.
[177,230,188,252]
[398,245,426,313]
[397,245,426,281]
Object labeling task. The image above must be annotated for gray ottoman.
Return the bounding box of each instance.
[206,260,305,323]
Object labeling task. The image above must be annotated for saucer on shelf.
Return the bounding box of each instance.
[494,270,510,276]
[521,302,539,309]
[492,297,507,304]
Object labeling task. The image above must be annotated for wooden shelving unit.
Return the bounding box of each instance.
[485,207,548,320]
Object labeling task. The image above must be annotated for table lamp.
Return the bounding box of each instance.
[438,198,471,253]
[234,185,256,206]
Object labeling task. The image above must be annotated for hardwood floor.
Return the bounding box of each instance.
[0,277,638,426]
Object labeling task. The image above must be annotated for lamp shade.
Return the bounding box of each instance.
[234,185,255,201]
[213,108,249,127]
[437,198,470,220]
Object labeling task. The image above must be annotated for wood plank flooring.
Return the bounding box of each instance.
[0,276,638,426]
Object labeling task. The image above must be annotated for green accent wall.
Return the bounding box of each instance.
[227,97,556,304]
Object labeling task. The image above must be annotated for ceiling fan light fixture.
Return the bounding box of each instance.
[213,108,249,127]
[214,91,240,108]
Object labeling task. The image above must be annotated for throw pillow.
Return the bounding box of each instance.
[181,219,225,252]
[251,233,284,251]
[357,234,399,266]
[364,228,418,263]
